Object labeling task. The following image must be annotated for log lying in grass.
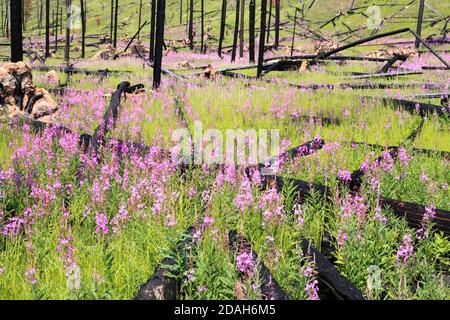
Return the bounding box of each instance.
[218,70,445,91]
[264,55,390,63]
[291,114,341,126]
[347,141,450,159]
[269,175,450,237]
[376,97,448,116]
[343,71,423,80]
[32,65,133,76]
[301,238,365,300]
[228,231,289,300]
[349,117,425,191]
[135,227,195,300]
[89,81,131,152]
[402,92,449,100]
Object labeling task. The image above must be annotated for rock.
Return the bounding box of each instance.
[204,64,216,79]
[0,62,58,122]
[299,60,309,73]
[92,45,117,60]
[30,88,58,118]
[44,70,60,86]
[314,42,339,56]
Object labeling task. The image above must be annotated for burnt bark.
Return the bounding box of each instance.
[11,0,23,62]
[113,0,119,48]
[274,0,280,48]
[239,0,245,58]
[257,0,267,77]
[81,0,86,58]
[64,0,71,62]
[149,0,156,61]
[231,0,240,62]
[45,0,50,56]
[218,0,227,57]
[188,0,194,49]
[153,0,166,89]
[415,0,425,49]
[249,0,255,62]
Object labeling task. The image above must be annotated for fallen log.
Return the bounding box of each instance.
[135,227,195,300]
[268,175,450,237]
[89,81,131,152]
[301,238,365,300]
[344,71,423,80]
[228,231,289,300]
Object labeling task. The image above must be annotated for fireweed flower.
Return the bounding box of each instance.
[111,205,130,233]
[236,251,255,276]
[420,171,429,183]
[202,216,215,228]
[95,213,109,235]
[398,148,412,167]
[234,178,253,212]
[338,170,352,182]
[416,206,436,240]
[293,203,305,227]
[396,234,414,265]
[380,151,394,173]
[302,266,319,300]
[25,267,37,286]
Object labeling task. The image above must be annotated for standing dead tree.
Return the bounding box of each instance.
[113,0,119,48]
[249,0,255,63]
[201,0,205,53]
[188,0,194,49]
[65,0,72,62]
[257,0,267,77]
[11,0,23,62]
[266,0,272,42]
[415,0,425,49]
[80,0,86,58]
[45,0,50,57]
[218,0,227,57]
[110,0,114,43]
[153,0,166,89]
[149,0,156,61]
[274,0,280,48]
[231,0,240,62]
[239,0,245,58]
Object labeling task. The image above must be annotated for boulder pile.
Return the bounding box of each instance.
[0,62,58,123]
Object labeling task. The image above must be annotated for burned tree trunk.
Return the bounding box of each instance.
[81,0,86,58]
[11,0,23,62]
[201,0,204,53]
[274,0,280,49]
[257,0,267,77]
[65,0,71,62]
[218,0,227,57]
[188,0,194,50]
[149,0,156,61]
[45,0,50,57]
[239,0,245,58]
[249,0,255,63]
[290,8,297,57]
[113,0,119,48]
[231,0,240,62]
[415,0,425,49]
[153,0,166,89]
[266,0,272,42]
